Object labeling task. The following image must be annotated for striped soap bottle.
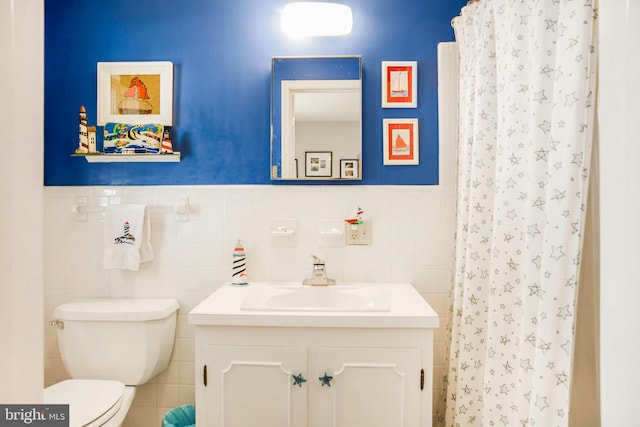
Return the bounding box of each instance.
[231,239,248,285]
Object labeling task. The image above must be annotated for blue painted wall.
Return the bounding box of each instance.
[44,0,465,186]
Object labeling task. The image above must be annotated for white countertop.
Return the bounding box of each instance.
[188,282,439,329]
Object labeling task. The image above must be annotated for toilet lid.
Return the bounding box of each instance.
[44,379,124,427]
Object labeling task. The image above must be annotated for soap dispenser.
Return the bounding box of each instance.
[231,239,248,285]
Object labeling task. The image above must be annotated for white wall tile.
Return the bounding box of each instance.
[599,2,640,425]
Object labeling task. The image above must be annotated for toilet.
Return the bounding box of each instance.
[44,298,180,427]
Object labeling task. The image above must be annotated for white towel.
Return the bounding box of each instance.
[103,204,153,270]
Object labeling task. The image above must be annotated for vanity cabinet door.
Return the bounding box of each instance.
[201,345,307,427]
[309,347,423,427]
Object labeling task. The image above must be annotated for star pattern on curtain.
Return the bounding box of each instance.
[437,0,597,426]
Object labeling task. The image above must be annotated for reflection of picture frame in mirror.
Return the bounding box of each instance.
[340,159,359,179]
[381,61,417,108]
[305,151,333,177]
[383,118,419,165]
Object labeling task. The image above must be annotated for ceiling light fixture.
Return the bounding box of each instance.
[282,2,353,37]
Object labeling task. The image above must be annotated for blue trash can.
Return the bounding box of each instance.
[162,404,196,427]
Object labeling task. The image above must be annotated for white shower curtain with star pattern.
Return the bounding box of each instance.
[438,1,597,426]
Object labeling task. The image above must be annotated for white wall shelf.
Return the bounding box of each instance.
[71,153,181,163]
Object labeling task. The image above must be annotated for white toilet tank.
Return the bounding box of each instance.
[53,298,179,385]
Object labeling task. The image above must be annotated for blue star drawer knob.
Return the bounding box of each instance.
[292,373,307,387]
[319,372,333,387]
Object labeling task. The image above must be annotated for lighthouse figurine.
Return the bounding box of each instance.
[161,128,173,153]
[231,239,248,286]
[76,105,89,153]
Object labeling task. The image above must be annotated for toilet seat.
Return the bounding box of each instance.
[44,379,125,427]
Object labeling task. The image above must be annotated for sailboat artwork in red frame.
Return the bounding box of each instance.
[382,61,418,108]
[383,118,419,165]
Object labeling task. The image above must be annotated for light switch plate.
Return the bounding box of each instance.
[345,220,372,245]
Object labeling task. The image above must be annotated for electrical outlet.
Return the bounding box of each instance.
[345,220,372,245]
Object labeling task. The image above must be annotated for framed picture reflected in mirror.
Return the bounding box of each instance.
[305,151,333,177]
[340,159,359,179]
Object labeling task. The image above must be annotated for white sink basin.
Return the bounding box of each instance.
[240,284,390,312]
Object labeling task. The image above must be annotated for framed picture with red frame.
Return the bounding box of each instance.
[381,61,417,108]
[383,118,419,165]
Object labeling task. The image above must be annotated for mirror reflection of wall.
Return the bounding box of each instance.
[271,56,362,181]
[294,91,360,179]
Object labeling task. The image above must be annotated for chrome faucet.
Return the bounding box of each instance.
[303,255,336,286]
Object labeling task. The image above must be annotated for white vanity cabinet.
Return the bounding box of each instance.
[199,341,307,426]
[189,282,439,427]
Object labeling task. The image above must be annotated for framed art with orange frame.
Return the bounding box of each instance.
[383,118,419,165]
[381,61,417,108]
